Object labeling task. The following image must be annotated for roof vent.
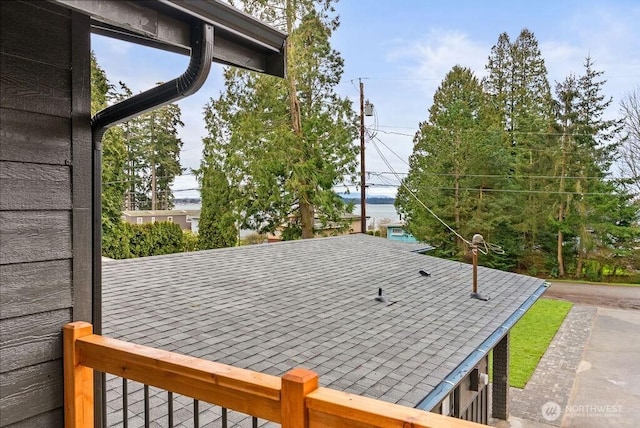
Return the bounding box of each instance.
[374,288,388,304]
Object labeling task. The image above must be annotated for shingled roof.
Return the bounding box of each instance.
[102,234,545,422]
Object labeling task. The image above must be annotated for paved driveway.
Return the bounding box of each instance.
[497,303,640,427]
[546,282,640,310]
[562,307,640,427]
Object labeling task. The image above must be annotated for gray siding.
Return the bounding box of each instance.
[0,1,91,426]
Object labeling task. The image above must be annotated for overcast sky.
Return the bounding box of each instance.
[92,0,640,199]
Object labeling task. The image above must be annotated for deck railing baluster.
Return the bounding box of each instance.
[122,378,128,428]
[193,399,199,428]
[144,384,150,428]
[167,391,173,427]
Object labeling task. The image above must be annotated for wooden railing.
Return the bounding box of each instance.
[64,322,483,427]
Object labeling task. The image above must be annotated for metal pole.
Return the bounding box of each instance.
[472,247,478,294]
[360,79,366,233]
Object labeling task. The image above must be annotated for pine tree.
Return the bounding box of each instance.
[551,74,581,276]
[200,0,357,241]
[484,29,556,271]
[397,66,513,267]
[572,56,625,277]
[125,90,184,211]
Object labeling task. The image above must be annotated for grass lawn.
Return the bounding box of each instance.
[490,298,573,388]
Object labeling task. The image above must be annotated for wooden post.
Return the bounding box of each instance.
[64,322,94,428]
[281,368,319,428]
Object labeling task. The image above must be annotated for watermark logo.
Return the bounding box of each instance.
[541,401,623,421]
[542,401,562,422]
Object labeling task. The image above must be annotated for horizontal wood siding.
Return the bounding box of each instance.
[0,162,71,210]
[0,260,72,320]
[0,0,71,69]
[0,1,87,426]
[0,309,72,373]
[0,211,72,265]
[3,408,63,428]
[0,360,64,426]
[0,56,71,118]
[0,109,71,165]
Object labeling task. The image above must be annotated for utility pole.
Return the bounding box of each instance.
[359,79,366,233]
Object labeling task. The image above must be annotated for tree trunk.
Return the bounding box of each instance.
[300,197,314,239]
[557,229,565,277]
[575,249,584,279]
[285,1,311,238]
[556,135,567,277]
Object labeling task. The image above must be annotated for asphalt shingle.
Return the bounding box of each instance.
[103,233,545,421]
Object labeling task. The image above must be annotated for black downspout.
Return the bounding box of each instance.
[90,21,214,427]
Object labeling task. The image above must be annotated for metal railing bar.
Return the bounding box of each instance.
[144,384,150,428]
[168,391,174,427]
[193,399,199,428]
[123,378,128,428]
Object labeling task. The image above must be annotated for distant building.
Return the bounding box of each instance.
[266,213,362,241]
[121,210,200,232]
[386,222,420,243]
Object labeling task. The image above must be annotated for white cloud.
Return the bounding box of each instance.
[386,29,489,94]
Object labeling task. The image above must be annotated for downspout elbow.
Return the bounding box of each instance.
[91,21,214,145]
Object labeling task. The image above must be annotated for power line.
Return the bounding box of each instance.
[369,171,631,181]
[374,127,619,139]
[369,137,475,249]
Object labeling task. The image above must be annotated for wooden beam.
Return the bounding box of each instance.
[75,333,282,422]
[281,368,318,428]
[306,387,485,428]
[63,322,94,428]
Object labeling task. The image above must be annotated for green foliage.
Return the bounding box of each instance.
[102,221,185,259]
[200,0,357,240]
[197,163,238,249]
[398,65,513,266]
[489,298,573,388]
[123,97,185,211]
[102,221,133,259]
[182,231,199,253]
[128,221,183,257]
[398,29,639,279]
[91,53,128,254]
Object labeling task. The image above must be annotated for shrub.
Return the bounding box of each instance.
[103,220,185,259]
[182,230,199,252]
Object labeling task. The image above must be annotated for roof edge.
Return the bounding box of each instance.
[414,281,550,412]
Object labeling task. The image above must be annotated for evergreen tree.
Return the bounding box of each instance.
[197,162,238,249]
[90,53,128,254]
[551,74,580,276]
[123,88,184,211]
[484,29,556,270]
[571,56,625,277]
[397,66,513,267]
[200,0,357,241]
